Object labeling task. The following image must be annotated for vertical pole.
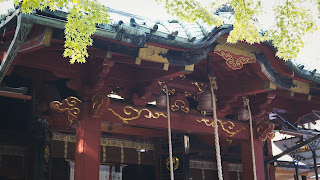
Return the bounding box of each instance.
[295,164,299,180]
[241,139,265,180]
[222,161,230,180]
[312,150,319,180]
[74,103,102,180]
[265,139,276,180]
[153,140,160,180]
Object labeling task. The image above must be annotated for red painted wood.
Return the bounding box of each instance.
[103,101,250,140]
[74,103,102,180]
[222,161,230,180]
[241,139,265,180]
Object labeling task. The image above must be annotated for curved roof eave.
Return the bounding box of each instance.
[262,41,320,85]
[1,6,314,89]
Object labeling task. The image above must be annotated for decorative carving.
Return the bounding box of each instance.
[196,118,246,137]
[255,120,275,141]
[50,97,82,125]
[191,82,205,93]
[45,145,50,163]
[107,106,167,123]
[166,156,179,171]
[91,94,110,118]
[93,58,114,91]
[167,89,176,95]
[214,49,256,70]
[189,160,242,172]
[220,95,239,113]
[171,100,190,113]
[52,132,154,150]
[184,91,192,97]
[0,145,24,156]
[226,139,233,145]
[190,160,215,170]
[252,93,276,120]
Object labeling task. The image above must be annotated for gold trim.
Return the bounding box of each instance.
[50,97,82,125]
[226,139,233,145]
[197,118,246,137]
[64,141,68,159]
[107,106,167,123]
[45,145,50,163]
[256,120,275,141]
[92,94,108,118]
[215,50,256,70]
[170,100,189,113]
[120,146,124,163]
[191,82,205,93]
[103,145,107,162]
[184,91,192,97]
[166,156,179,171]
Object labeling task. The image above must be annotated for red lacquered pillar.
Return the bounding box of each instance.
[74,103,102,180]
[241,139,265,180]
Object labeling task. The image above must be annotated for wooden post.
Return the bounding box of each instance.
[241,139,265,180]
[50,95,110,180]
[74,102,102,180]
[222,161,230,180]
[266,139,276,180]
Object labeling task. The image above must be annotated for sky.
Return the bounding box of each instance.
[1,0,320,72]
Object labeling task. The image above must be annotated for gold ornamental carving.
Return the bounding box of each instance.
[91,94,110,118]
[166,156,179,171]
[50,97,82,125]
[171,100,190,113]
[107,106,167,124]
[197,118,246,137]
[255,120,275,141]
[45,145,50,163]
[191,82,205,93]
[214,49,256,70]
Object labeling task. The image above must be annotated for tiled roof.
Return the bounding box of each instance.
[1,3,320,84]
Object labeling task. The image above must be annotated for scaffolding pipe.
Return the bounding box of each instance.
[266,134,320,164]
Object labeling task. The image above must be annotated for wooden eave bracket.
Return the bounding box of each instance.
[18,26,53,53]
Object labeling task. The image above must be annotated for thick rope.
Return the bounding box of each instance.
[243,97,257,180]
[209,76,223,180]
[164,84,174,180]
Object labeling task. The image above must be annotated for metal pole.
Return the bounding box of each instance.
[267,134,320,164]
[312,150,319,180]
[295,163,299,180]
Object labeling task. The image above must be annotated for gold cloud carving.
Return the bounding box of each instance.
[197,118,246,137]
[107,106,167,123]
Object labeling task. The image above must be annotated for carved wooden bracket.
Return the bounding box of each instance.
[255,120,275,141]
[93,58,115,91]
[219,95,239,114]
[252,93,276,120]
[50,97,83,126]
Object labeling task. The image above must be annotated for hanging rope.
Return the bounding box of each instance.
[208,75,223,180]
[163,84,175,180]
[243,97,257,180]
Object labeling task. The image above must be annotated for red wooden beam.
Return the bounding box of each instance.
[102,101,250,140]
[101,123,167,138]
